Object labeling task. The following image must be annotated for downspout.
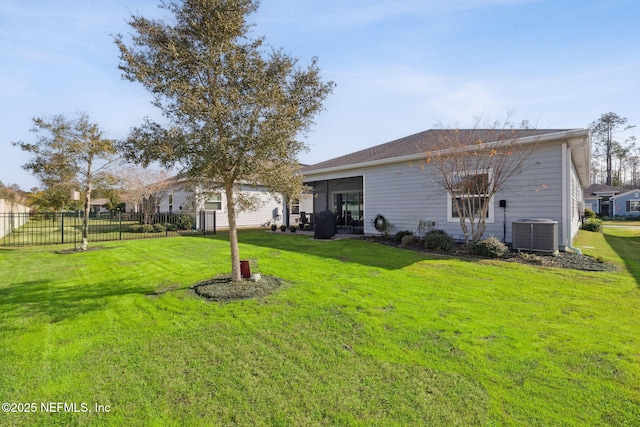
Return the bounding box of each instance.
[563,137,589,254]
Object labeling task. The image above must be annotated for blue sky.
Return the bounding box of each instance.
[1,0,638,190]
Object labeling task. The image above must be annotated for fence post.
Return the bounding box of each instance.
[119,211,122,240]
[61,212,65,244]
[213,211,216,235]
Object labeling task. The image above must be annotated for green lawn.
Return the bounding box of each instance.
[1,228,639,426]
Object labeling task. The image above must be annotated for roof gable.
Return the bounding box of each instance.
[612,188,640,200]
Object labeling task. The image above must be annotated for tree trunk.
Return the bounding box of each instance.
[225,181,242,282]
[82,182,91,251]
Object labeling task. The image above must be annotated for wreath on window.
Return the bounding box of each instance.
[373,214,387,232]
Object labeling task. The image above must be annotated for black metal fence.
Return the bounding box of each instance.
[0,210,216,247]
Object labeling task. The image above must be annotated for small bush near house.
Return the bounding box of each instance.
[289,226,297,233]
[153,223,166,233]
[177,215,194,230]
[280,225,287,232]
[128,224,143,233]
[582,218,603,232]
[394,230,414,243]
[271,224,277,231]
[142,224,155,233]
[400,234,421,248]
[424,229,454,252]
[165,223,178,232]
[471,236,508,258]
[584,208,596,219]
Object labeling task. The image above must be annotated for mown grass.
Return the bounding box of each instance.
[0,228,639,426]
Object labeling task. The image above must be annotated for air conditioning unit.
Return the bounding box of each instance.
[512,219,558,253]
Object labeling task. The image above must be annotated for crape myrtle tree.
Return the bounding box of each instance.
[12,113,117,250]
[118,167,175,225]
[115,0,334,281]
[425,117,538,244]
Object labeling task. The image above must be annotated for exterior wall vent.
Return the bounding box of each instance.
[512,219,558,253]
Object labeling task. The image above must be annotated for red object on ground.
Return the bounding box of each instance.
[240,260,251,278]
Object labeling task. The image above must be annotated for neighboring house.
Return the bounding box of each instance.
[611,189,640,217]
[155,176,312,230]
[89,198,111,213]
[301,128,591,252]
[582,184,626,216]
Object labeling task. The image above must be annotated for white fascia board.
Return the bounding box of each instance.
[612,189,640,200]
[303,129,591,179]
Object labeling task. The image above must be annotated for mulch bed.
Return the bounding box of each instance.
[192,275,286,302]
[55,246,109,254]
[359,236,619,272]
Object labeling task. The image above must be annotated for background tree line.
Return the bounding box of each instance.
[589,112,637,187]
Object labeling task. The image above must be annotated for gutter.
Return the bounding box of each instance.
[563,135,590,255]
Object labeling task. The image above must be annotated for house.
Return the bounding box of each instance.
[155,176,312,230]
[582,184,627,216]
[301,128,591,252]
[611,188,640,217]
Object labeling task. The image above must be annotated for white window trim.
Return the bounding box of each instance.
[446,171,495,224]
[630,199,640,212]
[203,193,223,211]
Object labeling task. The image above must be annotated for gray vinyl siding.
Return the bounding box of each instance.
[321,141,567,243]
[612,190,640,216]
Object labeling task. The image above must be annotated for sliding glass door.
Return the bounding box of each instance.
[333,191,363,226]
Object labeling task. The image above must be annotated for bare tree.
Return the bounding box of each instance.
[425,118,538,244]
[0,182,27,208]
[118,167,175,225]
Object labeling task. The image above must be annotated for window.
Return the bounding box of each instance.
[447,173,494,223]
[629,200,640,212]
[204,193,222,210]
[290,199,300,215]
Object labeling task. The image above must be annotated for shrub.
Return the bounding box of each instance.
[141,224,155,233]
[424,229,454,252]
[271,224,277,231]
[471,236,508,258]
[417,220,436,237]
[280,224,287,232]
[401,234,421,248]
[165,223,178,232]
[582,218,603,232]
[152,223,166,233]
[128,224,143,233]
[394,230,414,242]
[583,208,596,219]
[289,225,297,233]
[177,215,193,230]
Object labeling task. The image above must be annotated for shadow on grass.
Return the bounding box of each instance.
[603,232,640,287]
[186,229,477,271]
[0,278,151,326]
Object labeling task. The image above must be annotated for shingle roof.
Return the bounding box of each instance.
[583,183,628,198]
[301,128,571,173]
